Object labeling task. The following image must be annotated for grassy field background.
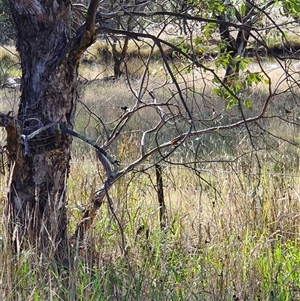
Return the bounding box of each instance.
[1,31,300,300]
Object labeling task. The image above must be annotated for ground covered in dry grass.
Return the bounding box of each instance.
[1,36,300,300]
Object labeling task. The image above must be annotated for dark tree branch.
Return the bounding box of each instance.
[85,0,100,35]
[62,0,100,64]
[73,84,275,238]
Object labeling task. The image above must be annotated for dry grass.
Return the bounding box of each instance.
[2,33,300,299]
[59,141,300,300]
[66,58,300,299]
[0,46,20,84]
[52,69,300,300]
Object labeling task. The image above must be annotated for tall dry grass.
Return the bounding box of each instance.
[1,42,300,300]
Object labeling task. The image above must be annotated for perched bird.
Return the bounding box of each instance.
[116,105,129,112]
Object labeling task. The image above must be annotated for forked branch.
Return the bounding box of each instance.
[73,89,274,240]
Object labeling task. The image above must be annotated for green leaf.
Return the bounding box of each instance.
[178,43,187,54]
[194,36,201,46]
[212,87,221,96]
[244,71,262,87]
[241,3,246,17]
[244,98,253,110]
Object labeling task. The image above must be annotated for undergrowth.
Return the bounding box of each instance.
[1,45,300,300]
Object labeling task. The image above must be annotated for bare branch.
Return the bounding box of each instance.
[85,0,100,35]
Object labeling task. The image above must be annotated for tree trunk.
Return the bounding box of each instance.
[217,1,254,83]
[6,0,98,263]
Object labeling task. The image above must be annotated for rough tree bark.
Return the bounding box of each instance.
[2,0,99,263]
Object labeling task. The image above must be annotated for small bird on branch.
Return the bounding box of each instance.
[116,105,129,112]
